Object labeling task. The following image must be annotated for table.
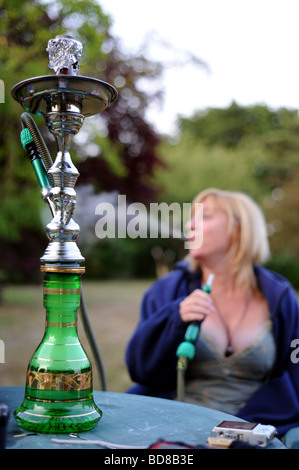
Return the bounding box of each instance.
[0,387,285,450]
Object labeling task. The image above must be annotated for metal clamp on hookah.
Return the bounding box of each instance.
[176,273,214,401]
[20,125,55,215]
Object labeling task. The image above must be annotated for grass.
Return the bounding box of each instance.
[0,279,152,393]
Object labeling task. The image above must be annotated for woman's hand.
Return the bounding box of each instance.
[179,289,215,323]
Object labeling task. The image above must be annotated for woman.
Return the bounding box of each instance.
[125,188,299,438]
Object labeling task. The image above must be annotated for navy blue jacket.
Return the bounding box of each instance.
[125,262,299,437]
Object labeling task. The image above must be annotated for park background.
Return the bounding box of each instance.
[1,0,299,392]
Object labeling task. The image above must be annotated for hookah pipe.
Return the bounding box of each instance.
[11,34,117,434]
[176,273,214,401]
[20,117,107,391]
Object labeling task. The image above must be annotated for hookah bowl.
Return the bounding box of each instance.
[11,36,117,433]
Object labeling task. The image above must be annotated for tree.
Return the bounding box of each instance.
[155,103,299,285]
[0,0,164,282]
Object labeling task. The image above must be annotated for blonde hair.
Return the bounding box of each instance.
[190,188,271,291]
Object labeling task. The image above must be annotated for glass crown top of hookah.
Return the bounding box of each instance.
[47,35,83,75]
[11,35,118,120]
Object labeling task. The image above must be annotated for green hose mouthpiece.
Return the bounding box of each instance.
[20,128,34,149]
[176,273,215,359]
[176,341,196,361]
[176,273,215,400]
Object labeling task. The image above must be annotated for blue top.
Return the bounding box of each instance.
[125,262,299,437]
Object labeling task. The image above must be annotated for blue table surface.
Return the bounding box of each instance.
[0,386,285,449]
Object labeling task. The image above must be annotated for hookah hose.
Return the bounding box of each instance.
[19,119,107,391]
[79,286,107,391]
[20,112,54,187]
[176,273,214,401]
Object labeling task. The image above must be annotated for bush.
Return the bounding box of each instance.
[265,253,299,289]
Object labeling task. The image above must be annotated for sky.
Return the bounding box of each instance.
[99,0,299,135]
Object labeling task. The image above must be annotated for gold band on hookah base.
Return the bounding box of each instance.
[43,287,81,295]
[26,370,92,391]
[21,409,99,419]
[43,273,81,326]
[32,356,87,362]
[45,321,77,327]
[44,279,82,285]
[25,396,91,403]
[40,265,85,273]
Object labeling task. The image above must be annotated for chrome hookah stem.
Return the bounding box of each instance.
[41,35,85,264]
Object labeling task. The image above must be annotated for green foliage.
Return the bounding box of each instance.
[178,102,299,148]
[156,102,299,285]
[155,137,267,205]
[0,0,164,282]
[265,253,299,289]
[0,0,113,281]
[3,3,299,283]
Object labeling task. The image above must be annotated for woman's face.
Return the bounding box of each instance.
[186,196,231,263]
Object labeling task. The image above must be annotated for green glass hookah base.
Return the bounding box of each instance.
[14,395,102,434]
[14,270,103,433]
